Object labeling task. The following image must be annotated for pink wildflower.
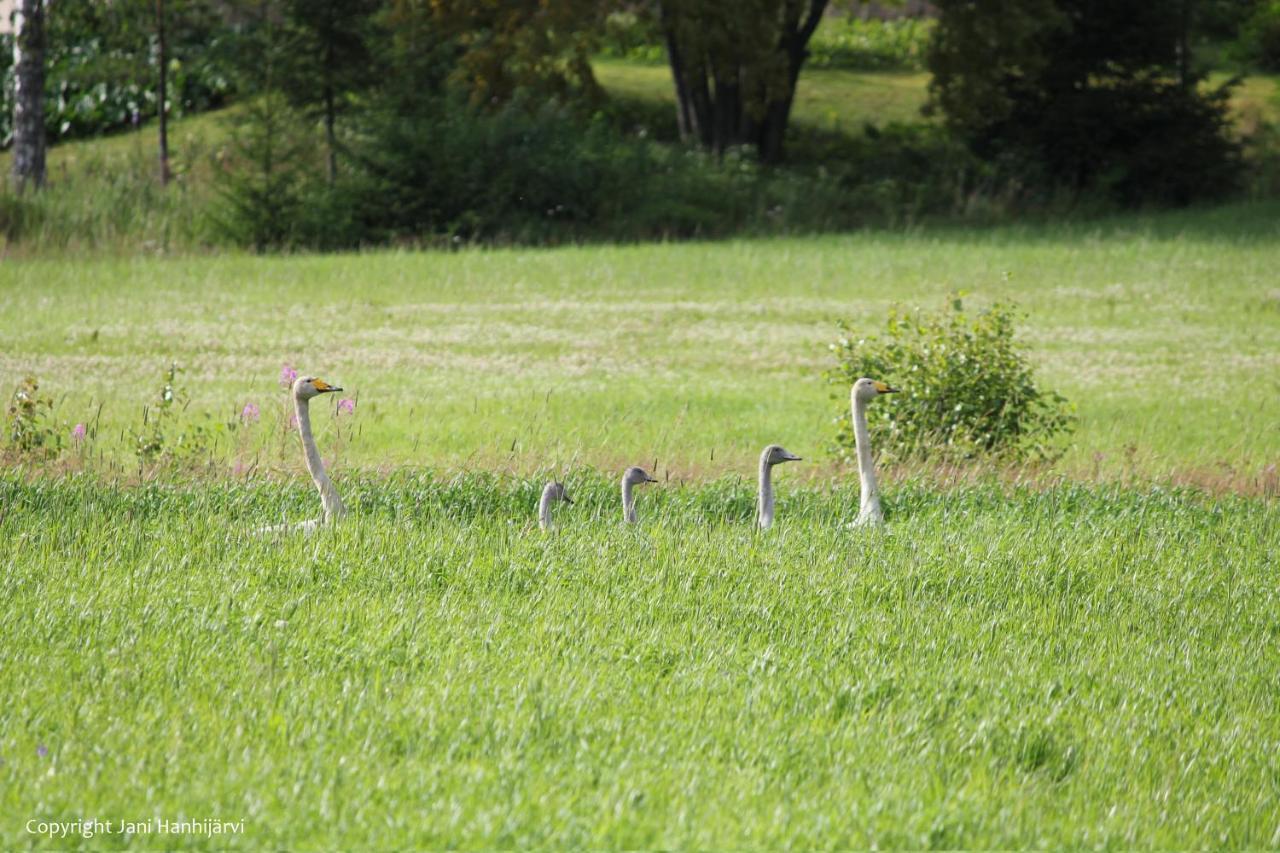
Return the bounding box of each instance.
[241,402,260,424]
[279,364,298,388]
[72,423,86,442]
[337,398,355,416]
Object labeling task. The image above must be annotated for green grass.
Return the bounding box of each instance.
[2,60,1279,849]
[2,474,1277,848]
[2,203,1278,481]
[596,59,1280,133]
[595,59,934,130]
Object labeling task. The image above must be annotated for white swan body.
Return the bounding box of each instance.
[850,377,898,526]
[757,444,802,530]
[621,466,658,524]
[538,481,573,531]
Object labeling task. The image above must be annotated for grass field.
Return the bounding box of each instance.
[2,202,1279,483]
[2,474,1278,848]
[3,58,1279,851]
[595,60,1280,133]
[4,204,1280,846]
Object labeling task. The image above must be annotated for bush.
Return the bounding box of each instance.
[826,296,1074,462]
[260,99,862,249]
[5,376,61,457]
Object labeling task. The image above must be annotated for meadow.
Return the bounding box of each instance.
[2,201,1280,847]
[2,202,1279,482]
[2,52,1280,848]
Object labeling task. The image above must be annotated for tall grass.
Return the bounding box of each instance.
[1,473,1276,847]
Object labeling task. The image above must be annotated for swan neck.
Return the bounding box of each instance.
[538,485,554,531]
[853,393,881,521]
[622,479,637,524]
[296,394,346,521]
[757,455,774,530]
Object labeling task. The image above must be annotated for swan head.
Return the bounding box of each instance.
[762,444,803,466]
[622,466,659,486]
[542,481,573,504]
[293,376,343,400]
[852,377,898,403]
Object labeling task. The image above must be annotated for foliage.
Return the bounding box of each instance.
[1233,1,1280,70]
[408,0,607,106]
[599,8,666,63]
[236,97,936,249]
[807,17,934,71]
[209,93,313,251]
[0,0,235,146]
[926,0,1245,206]
[5,376,60,456]
[827,296,1075,462]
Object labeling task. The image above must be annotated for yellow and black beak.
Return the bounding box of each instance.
[873,380,899,394]
[312,379,343,394]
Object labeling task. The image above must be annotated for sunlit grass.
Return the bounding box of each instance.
[596,60,1280,133]
[2,203,1278,481]
[1,474,1276,848]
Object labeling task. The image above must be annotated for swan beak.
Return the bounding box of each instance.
[786,454,803,462]
[873,380,899,394]
[645,475,659,483]
[312,379,342,393]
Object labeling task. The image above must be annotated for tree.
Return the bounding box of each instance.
[658,0,829,163]
[278,0,379,185]
[927,0,1242,205]
[11,0,47,191]
[422,0,606,107]
[157,0,171,184]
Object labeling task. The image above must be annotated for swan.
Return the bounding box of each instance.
[538,481,573,531]
[621,466,658,524]
[757,444,802,530]
[850,377,898,526]
[256,376,347,535]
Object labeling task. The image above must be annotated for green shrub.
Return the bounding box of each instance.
[826,296,1074,463]
[209,94,314,251]
[5,376,61,457]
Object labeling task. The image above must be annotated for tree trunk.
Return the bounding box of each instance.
[661,10,696,141]
[11,0,47,192]
[157,0,171,185]
[658,0,828,163]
